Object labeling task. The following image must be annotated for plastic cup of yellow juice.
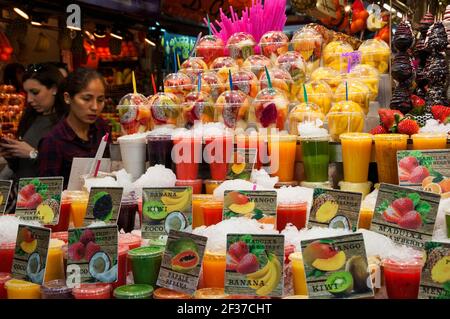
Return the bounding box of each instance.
[340,133,373,183]
[411,133,448,150]
[373,134,408,184]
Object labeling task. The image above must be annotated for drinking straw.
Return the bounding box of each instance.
[264,66,272,89]
[190,32,202,57]
[303,84,308,104]
[345,81,349,101]
[173,51,177,73]
[132,71,137,94]
[151,73,157,94]
[177,54,181,70]
[229,69,233,90]
[198,73,201,92]
[88,133,110,177]
[207,14,212,35]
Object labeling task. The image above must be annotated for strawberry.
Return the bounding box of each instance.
[370,125,388,135]
[397,119,419,135]
[431,105,450,123]
[398,156,419,173]
[379,109,404,130]
[409,166,430,183]
[392,198,414,216]
[18,184,36,200]
[68,242,85,261]
[397,211,422,230]
[382,206,401,224]
[410,95,425,115]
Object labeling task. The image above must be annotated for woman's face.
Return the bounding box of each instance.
[23,79,56,114]
[66,78,105,125]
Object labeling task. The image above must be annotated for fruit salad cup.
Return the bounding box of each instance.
[226,32,257,67]
[291,27,323,73]
[253,87,289,131]
[116,93,151,135]
[196,71,225,102]
[215,90,250,130]
[288,102,325,135]
[231,70,260,98]
[358,39,391,74]
[334,80,371,114]
[196,35,225,67]
[210,57,239,84]
[373,134,408,184]
[242,54,273,78]
[348,64,380,101]
[163,72,193,103]
[276,51,307,87]
[180,57,209,83]
[148,92,182,128]
[326,101,365,141]
[259,68,293,100]
[311,67,342,93]
[182,91,215,128]
[259,31,289,59]
[298,80,333,115]
[323,41,354,72]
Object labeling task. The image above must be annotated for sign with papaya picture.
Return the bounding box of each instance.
[370,183,441,249]
[15,177,64,225]
[397,150,450,198]
[419,242,450,299]
[226,148,257,181]
[0,180,12,214]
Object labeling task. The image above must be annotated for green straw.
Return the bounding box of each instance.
[207,14,212,35]
[229,69,233,90]
[264,66,272,89]
[198,73,201,92]
[345,81,348,101]
[303,84,308,104]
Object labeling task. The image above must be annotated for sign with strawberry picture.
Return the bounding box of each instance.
[0,180,12,214]
[156,230,207,295]
[225,234,284,297]
[419,242,450,299]
[370,183,441,249]
[226,148,257,181]
[11,225,50,285]
[83,187,124,226]
[301,233,374,299]
[397,150,450,198]
[223,190,277,225]
[15,177,64,225]
[67,225,118,284]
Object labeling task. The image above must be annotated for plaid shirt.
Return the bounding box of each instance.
[38,117,111,187]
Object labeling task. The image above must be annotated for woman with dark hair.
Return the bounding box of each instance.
[0,63,66,178]
[39,68,111,187]
[2,63,25,93]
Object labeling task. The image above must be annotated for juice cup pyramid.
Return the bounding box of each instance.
[196,71,225,102]
[163,72,193,103]
[259,31,289,59]
[358,39,391,74]
[259,68,293,100]
[323,40,354,72]
[226,32,257,66]
[253,87,289,130]
[348,64,380,101]
[288,102,325,135]
[231,69,260,98]
[182,91,215,128]
[116,93,150,135]
[326,101,365,141]
[311,67,342,93]
[180,57,209,83]
[148,92,181,128]
[195,35,225,67]
[291,27,323,74]
[210,56,239,83]
[298,80,333,114]
[215,89,250,130]
[242,54,273,78]
[333,80,371,114]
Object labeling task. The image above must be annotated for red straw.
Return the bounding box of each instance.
[151,73,157,94]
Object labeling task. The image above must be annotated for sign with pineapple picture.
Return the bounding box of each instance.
[419,242,450,299]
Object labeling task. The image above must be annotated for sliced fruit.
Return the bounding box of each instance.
[89,251,111,278]
[164,212,188,234]
[171,249,199,273]
[303,241,338,266]
[329,215,350,230]
[421,176,435,188]
[26,252,41,277]
[21,239,37,254]
[315,201,339,223]
[325,271,353,297]
[431,256,450,284]
[36,203,55,224]
[312,251,346,271]
[231,162,246,174]
[229,201,256,215]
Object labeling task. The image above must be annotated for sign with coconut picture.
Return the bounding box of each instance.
[83,187,124,226]
[67,225,118,284]
[301,233,374,299]
[223,190,277,225]
[419,242,450,299]
[309,188,363,231]
[225,234,284,298]
[142,187,192,241]
[15,177,64,225]
[226,148,257,180]
[397,150,450,198]
[11,225,51,285]
[370,183,441,250]
[0,180,12,213]
[156,230,207,295]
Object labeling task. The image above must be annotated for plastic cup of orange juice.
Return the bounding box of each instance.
[5,279,41,299]
[201,252,226,289]
[268,134,298,182]
[201,200,224,226]
[373,134,408,184]
[192,194,213,228]
[289,252,308,296]
[67,191,89,228]
[340,132,373,183]
[411,133,448,150]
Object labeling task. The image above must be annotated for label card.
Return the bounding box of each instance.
[223,190,277,224]
[83,187,124,226]
[301,233,374,299]
[419,242,450,299]
[11,224,51,285]
[370,183,441,250]
[142,187,192,240]
[67,157,111,191]
[227,148,257,181]
[397,150,450,197]
[67,225,118,284]
[15,177,64,225]
[156,230,207,295]
[225,234,284,298]
[309,188,363,232]
[0,180,12,213]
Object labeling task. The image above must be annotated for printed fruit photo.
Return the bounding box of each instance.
[92,191,113,222]
[325,271,353,297]
[303,240,346,271]
[18,227,37,254]
[17,183,43,209]
[169,238,199,273]
[246,252,282,296]
[311,192,339,223]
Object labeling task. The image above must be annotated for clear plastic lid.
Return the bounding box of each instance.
[195,35,225,66]
[259,68,293,96]
[242,54,273,78]
[323,41,354,69]
[358,39,391,74]
[72,283,111,297]
[311,67,342,91]
[182,91,215,126]
[298,80,333,114]
[117,93,151,135]
[118,93,148,107]
[113,284,154,299]
[226,32,256,65]
[210,56,240,83]
[333,80,370,114]
[327,102,365,141]
[288,102,325,135]
[259,31,289,58]
[148,92,181,127]
[180,57,209,83]
[348,64,380,101]
[127,245,164,258]
[275,51,307,83]
[194,288,229,299]
[163,72,193,102]
[231,70,260,98]
[253,87,289,129]
[195,71,225,101]
[291,28,323,62]
[153,287,192,299]
[215,90,250,130]
[5,279,40,290]
[41,279,72,295]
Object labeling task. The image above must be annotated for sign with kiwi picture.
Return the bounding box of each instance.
[301,233,374,299]
[419,242,450,299]
[0,180,12,213]
[83,187,124,226]
[15,177,64,225]
[226,148,257,180]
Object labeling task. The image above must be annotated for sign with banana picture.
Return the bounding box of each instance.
[225,234,284,298]
[141,187,192,240]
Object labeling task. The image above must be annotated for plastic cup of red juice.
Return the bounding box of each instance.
[172,135,202,180]
[382,258,423,299]
[0,242,15,273]
[0,272,11,299]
